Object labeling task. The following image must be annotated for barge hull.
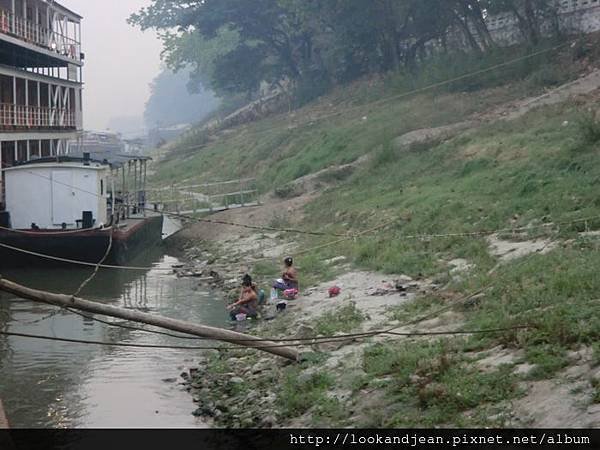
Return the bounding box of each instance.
[0,215,164,268]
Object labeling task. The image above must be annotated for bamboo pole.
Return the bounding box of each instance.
[0,277,299,361]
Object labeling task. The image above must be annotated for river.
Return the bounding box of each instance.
[0,219,229,428]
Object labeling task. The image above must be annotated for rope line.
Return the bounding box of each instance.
[73,227,114,297]
[0,241,211,273]
[0,325,533,350]
[10,281,534,344]
[382,238,556,336]
[2,212,599,271]
[0,240,563,351]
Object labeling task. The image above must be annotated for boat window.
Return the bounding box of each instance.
[101,179,104,196]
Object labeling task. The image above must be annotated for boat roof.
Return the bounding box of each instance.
[67,152,152,168]
[4,157,108,172]
[5,155,151,171]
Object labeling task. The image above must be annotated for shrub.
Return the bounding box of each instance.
[575,111,600,145]
[274,183,301,199]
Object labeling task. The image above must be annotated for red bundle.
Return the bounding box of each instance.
[328,286,341,298]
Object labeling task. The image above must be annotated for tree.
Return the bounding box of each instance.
[159,27,240,96]
[129,0,497,101]
[211,44,269,97]
[130,0,323,97]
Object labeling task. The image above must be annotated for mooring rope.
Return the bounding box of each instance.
[73,226,114,297]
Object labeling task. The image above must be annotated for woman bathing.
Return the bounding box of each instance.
[271,257,298,300]
[227,274,259,320]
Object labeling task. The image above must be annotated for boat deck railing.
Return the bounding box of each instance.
[0,103,76,129]
[0,7,81,63]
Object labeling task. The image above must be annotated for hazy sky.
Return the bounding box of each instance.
[59,0,164,131]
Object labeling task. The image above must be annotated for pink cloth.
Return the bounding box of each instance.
[283,288,299,300]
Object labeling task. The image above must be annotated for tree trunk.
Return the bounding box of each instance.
[0,277,299,361]
[453,11,482,53]
[524,0,540,45]
[510,1,538,45]
[466,0,495,49]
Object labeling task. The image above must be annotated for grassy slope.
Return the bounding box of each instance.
[152,42,583,189]
[156,38,600,426]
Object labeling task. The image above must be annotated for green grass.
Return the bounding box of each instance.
[361,340,519,427]
[299,100,600,277]
[279,369,334,416]
[387,294,447,323]
[593,342,600,366]
[150,38,589,191]
[524,345,569,379]
[575,111,600,146]
[159,34,600,427]
[593,385,600,404]
[153,38,600,290]
[313,302,368,336]
[463,248,600,349]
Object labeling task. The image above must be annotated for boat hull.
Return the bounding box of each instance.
[0,215,164,268]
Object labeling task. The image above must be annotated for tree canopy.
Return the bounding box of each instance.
[129,0,559,101]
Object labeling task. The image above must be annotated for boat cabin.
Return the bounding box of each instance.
[2,156,109,230]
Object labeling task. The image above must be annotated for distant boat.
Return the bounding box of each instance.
[0,154,163,268]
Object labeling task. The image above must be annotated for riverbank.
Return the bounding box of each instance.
[167,199,600,428]
[156,38,600,427]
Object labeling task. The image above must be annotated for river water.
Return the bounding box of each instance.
[0,219,229,428]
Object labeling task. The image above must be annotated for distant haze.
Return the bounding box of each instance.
[59,0,163,132]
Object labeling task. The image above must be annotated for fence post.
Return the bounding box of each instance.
[254,179,260,205]
[240,179,245,207]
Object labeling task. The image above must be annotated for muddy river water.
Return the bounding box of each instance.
[0,219,228,428]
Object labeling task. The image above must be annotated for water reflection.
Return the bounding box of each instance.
[0,240,228,428]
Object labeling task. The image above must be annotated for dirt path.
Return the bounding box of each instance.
[512,347,600,427]
[504,69,600,120]
[394,69,600,149]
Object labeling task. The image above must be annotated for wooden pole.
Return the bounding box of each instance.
[0,398,8,429]
[0,277,299,361]
[0,397,13,450]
